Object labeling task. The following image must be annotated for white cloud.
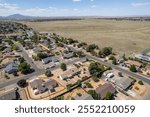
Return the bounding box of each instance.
[72,0,82,2]
[90,0,94,2]
[0,3,18,10]
[131,2,150,7]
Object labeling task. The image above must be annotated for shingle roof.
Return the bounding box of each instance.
[5,63,18,73]
[116,77,134,90]
[0,89,18,100]
[96,83,116,99]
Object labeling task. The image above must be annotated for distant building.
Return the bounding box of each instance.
[59,68,81,80]
[4,63,18,74]
[96,83,116,100]
[74,93,94,100]
[135,54,150,62]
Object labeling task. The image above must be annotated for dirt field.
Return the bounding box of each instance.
[22,19,150,56]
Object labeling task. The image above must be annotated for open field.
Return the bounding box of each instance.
[22,19,150,56]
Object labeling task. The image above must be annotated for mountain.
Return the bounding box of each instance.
[6,14,32,19]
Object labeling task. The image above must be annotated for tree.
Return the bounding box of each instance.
[112,58,117,65]
[88,90,100,100]
[66,84,73,91]
[102,47,112,56]
[88,62,104,77]
[76,51,84,57]
[12,44,19,51]
[123,54,127,61]
[98,50,102,57]
[60,63,67,71]
[92,76,99,82]
[37,53,47,60]
[18,57,25,63]
[86,44,98,52]
[18,62,31,74]
[84,82,93,88]
[104,92,113,100]
[130,65,137,72]
[138,80,144,85]
[45,70,53,77]
[109,56,115,60]
[76,80,82,87]
[118,72,123,77]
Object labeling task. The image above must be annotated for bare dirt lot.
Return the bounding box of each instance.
[22,19,150,56]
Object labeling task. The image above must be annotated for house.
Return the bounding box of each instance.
[44,80,58,92]
[3,47,12,53]
[42,56,58,64]
[135,54,150,62]
[29,78,46,95]
[29,77,58,95]
[115,77,134,90]
[4,63,18,74]
[42,57,52,64]
[96,83,116,100]
[59,68,81,80]
[74,93,94,100]
[142,65,150,75]
[125,60,142,69]
[63,53,74,59]
[0,89,19,100]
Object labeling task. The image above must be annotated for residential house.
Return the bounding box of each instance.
[135,54,150,62]
[63,53,74,59]
[96,83,116,100]
[74,93,94,100]
[3,47,12,53]
[125,60,142,69]
[42,56,58,64]
[4,63,18,74]
[44,80,58,92]
[115,77,134,90]
[59,68,81,80]
[0,88,19,100]
[29,77,58,95]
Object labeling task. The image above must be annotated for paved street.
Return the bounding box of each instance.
[65,44,150,85]
[15,42,39,71]
[0,57,86,88]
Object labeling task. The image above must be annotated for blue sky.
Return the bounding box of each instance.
[0,0,150,16]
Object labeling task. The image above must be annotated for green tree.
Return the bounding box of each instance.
[60,63,67,71]
[18,62,31,74]
[138,80,144,85]
[88,62,104,77]
[102,47,112,56]
[12,44,19,51]
[92,76,99,82]
[88,90,100,100]
[76,80,82,87]
[66,84,73,91]
[104,92,113,100]
[112,58,117,65]
[130,65,137,72]
[37,53,47,60]
[45,70,53,77]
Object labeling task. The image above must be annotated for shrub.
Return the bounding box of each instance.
[138,80,144,85]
